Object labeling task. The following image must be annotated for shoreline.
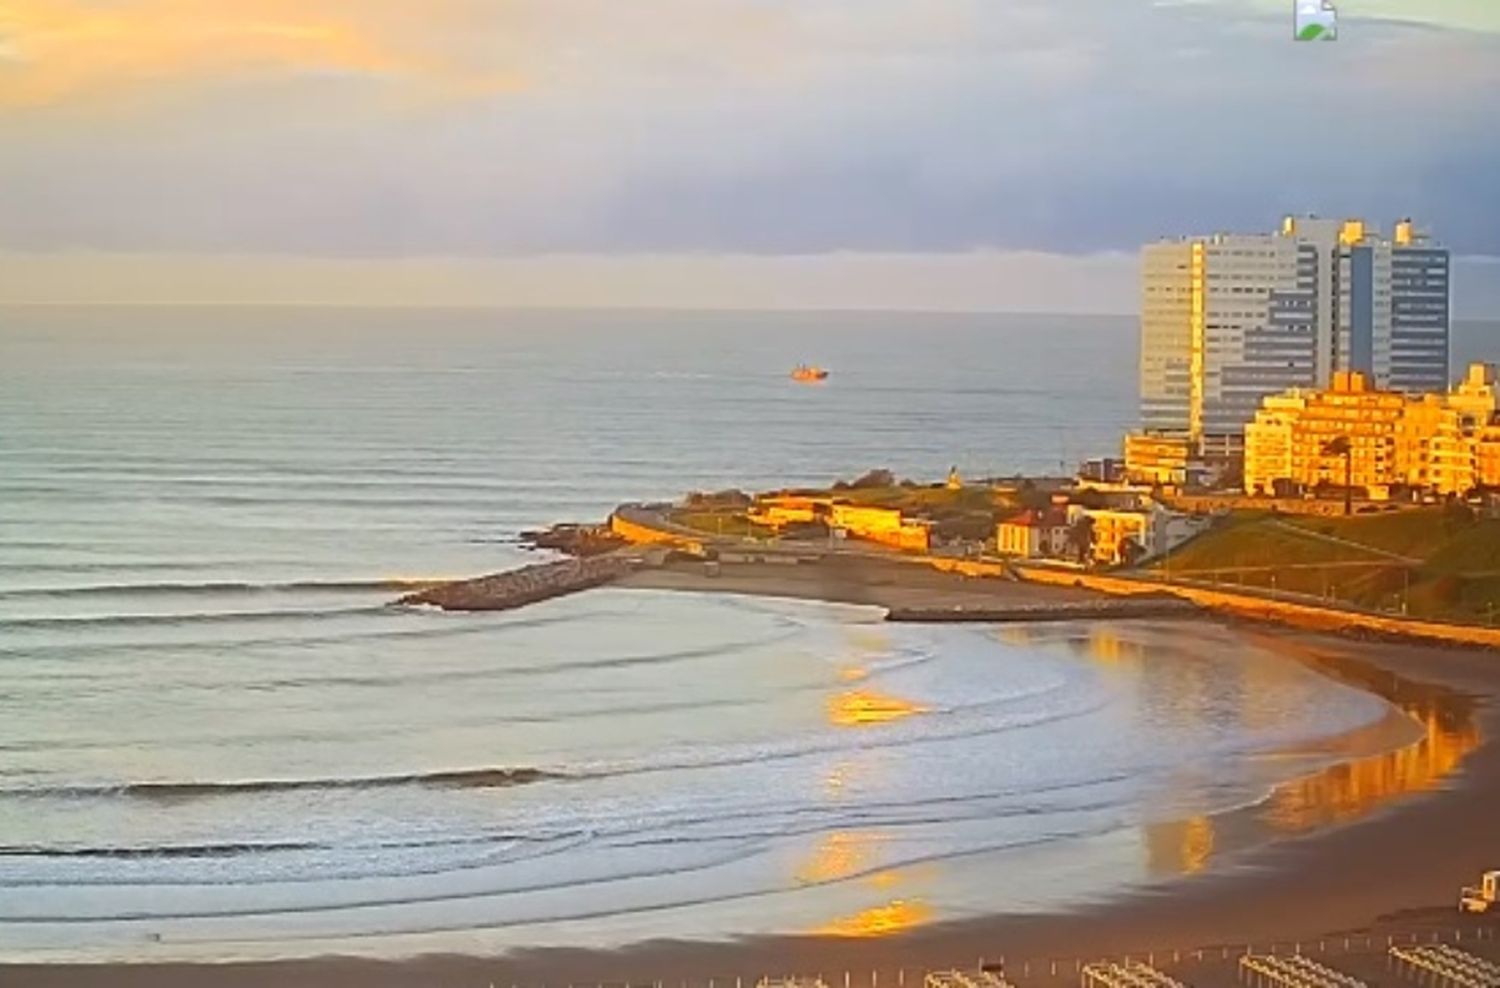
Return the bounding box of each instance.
[6,575,1498,987]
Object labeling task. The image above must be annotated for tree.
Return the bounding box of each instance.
[1073,488,1107,510]
[1321,436,1353,515]
[1018,480,1052,512]
[1442,499,1476,534]
[1066,516,1096,565]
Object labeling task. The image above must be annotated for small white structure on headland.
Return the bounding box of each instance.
[1460,869,1498,913]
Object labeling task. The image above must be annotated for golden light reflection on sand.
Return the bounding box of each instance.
[1263,703,1480,833]
[817,899,933,938]
[1145,650,1481,875]
[1145,814,1217,875]
[796,831,879,885]
[827,689,928,727]
[1086,626,1146,663]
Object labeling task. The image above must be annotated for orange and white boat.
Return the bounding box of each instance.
[791,364,829,383]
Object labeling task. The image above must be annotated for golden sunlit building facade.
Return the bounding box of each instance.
[1123,431,1194,485]
[1074,507,1151,565]
[1245,363,1500,496]
[1480,426,1500,489]
[827,503,931,552]
[747,496,932,550]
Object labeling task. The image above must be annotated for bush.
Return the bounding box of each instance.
[1443,501,1476,533]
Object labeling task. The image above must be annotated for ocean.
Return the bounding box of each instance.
[0,305,1445,961]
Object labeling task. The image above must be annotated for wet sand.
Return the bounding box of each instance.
[7,565,1500,988]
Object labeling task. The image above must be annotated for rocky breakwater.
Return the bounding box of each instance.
[519,522,626,557]
[396,553,639,612]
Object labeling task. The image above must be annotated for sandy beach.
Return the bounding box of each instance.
[618,554,1110,612]
[6,560,1498,988]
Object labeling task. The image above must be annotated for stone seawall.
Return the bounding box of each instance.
[397,555,637,612]
[887,596,1197,623]
[609,508,707,555]
[1016,565,1500,649]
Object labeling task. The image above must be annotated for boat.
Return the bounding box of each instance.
[791,364,829,382]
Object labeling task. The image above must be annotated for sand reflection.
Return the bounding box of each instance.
[798,832,933,936]
[827,689,928,726]
[1145,644,1480,875]
[797,831,880,884]
[817,899,933,937]
[1262,677,1480,833]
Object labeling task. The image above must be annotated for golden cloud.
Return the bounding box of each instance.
[0,0,522,109]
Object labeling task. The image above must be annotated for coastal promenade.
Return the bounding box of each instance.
[603,506,1494,644]
[394,501,1500,649]
[403,503,1192,621]
[1014,565,1500,650]
[610,502,1500,648]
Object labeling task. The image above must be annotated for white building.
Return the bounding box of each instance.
[1066,501,1210,566]
[996,508,1072,559]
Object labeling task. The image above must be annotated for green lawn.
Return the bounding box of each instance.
[1153,507,1500,624]
[670,510,763,538]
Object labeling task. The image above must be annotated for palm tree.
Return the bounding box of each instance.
[1322,436,1352,515]
[1066,516,1096,565]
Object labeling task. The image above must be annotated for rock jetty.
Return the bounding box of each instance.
[519,523,626,557]
[396,554,638,612]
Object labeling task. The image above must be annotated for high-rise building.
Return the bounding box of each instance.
[1334,218,1451,394]
[1389,220,1452,394]
[1138,216,1451,460]
[1139,231,1319,459]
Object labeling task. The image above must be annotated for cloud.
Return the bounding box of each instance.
[0,0,520,109]
[0,248,1143,313]
[0,0,1497,262]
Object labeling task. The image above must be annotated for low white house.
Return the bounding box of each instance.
[1066,500,1209,565]
[996,508,1072,559]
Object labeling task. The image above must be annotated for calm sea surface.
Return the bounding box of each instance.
[0,307,1414,961]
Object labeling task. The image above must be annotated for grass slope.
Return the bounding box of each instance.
[1154,507,1500,624]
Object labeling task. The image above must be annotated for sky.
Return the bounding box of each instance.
[2,0,1499,312]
